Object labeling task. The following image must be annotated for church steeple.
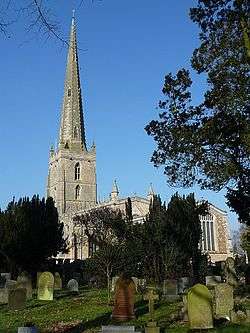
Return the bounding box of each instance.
[59,14,86,151]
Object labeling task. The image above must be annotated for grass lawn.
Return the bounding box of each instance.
[0,287,249,333]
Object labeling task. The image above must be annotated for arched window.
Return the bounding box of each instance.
[75,163,80,180]
[75,185,80,200]
[68,88,71,97]
[73,126,78,139]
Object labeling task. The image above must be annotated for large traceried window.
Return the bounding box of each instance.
[88,239,98,257]
[201,214,215,252]
[75,163,80,180]
[75,185,80,200]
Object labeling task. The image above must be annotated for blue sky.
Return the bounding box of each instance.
[0,0,238,230]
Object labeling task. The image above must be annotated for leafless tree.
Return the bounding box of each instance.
[0,0,100,45]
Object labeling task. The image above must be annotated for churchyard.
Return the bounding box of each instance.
[0,266,250,333]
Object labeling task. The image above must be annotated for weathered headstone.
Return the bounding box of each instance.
[112,275,136,320]
[205,275,221,287]
[67,279,79,292]
[37,272,54,301]
[181,293,189,322]
[177,277,190,294]
[0,288,8,304]
[0,275,6,288]
[54,272,62,290]
[111,276,119,292]
[101,326,136,333]
[131,277,138,292]
[224,257,237,287]
[36,272,42,288]
[0,272,11,282]
[163,279,178,299]
[5,279,17,290]
[17,272,33,299]
[187,284,213,329]
[8,288,26,310]
[213,283,233,319]
[18,327,38,333]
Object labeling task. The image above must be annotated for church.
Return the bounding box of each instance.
[47,18,232,264]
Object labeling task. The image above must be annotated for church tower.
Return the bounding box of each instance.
[47,17,97,227]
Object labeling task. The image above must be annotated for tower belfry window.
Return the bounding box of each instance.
[75,163,80,180]
[75,185,80,200]
[68,88,71,97]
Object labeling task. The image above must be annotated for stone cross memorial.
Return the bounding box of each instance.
[8,288,26,310]
[187,284,213,330]
[37,272,54,301]
[112,275,136,321]
[143,287,159,321]
[67,279,79,292]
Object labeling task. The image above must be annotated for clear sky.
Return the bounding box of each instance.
[0,0,238,230]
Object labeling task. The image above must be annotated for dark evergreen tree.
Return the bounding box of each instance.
[0,195,67,273]
[166,193,207,283]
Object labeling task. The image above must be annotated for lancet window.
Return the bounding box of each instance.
[75,163,80,180]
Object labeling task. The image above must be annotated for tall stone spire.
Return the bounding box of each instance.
[59,14,86,151]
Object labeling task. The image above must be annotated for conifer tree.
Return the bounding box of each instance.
[0,195,67,273]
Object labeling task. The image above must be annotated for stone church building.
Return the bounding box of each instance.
[47,18,232,263]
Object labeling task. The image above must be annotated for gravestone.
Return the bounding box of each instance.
[224,257,237,287]
[177,277,190,294]
[137,279,147,293]
[131,277,138,292]
[112,275,136,321]
[67,279,79,292]
[181,293,189,322]
[143,287,160,333]
[18,327,38,333]
[111,276,119,292]
[5,280,17,290]
[54,272,62,290]
[37,272,54,301]
[205,275,221,287]
[187,284,213,329]
[143,287,159,321]
[0,288,8,304]
[8,288,26,310]
[101,326,136,333]
[0,275,6,288]
[17,272,33,299]
[213,283,234,319]
[163,279,178,299]
[1,272,11,282]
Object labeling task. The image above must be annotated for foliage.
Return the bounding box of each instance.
[145,0,250,225]
[141,193,206,283]
[74,206,127,247]
[240,226,250,259]
[0,195,67,273]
